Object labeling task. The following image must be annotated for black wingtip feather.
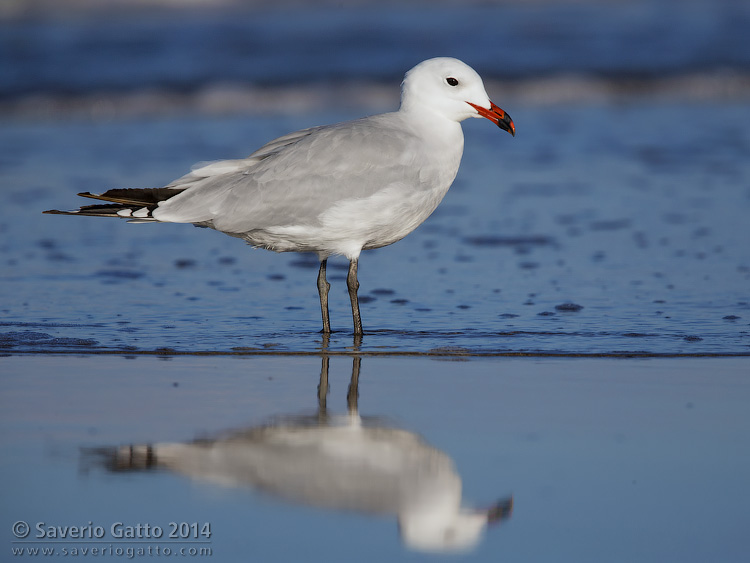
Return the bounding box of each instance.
[78,187,184,206]
[45,187,185,218]
[44,203,148,218]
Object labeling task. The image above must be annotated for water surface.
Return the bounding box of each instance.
[2,355,748,561]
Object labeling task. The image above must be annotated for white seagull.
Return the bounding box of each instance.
[45,57,515,334]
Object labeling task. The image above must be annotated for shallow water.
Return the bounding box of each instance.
[1,103,749,355]
[2,355,749,562]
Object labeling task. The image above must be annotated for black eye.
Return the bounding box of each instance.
[446,77,459,86]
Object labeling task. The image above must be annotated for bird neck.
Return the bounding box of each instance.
[398,104,465,148]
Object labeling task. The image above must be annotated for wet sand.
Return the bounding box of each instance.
[2,102,749,355]
[2,355,748,561]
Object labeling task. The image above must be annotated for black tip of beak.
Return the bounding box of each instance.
[487,496,514,524]
[498,112,515,137]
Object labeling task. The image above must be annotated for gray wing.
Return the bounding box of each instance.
[153,113,426,233]
[163,125,325,190]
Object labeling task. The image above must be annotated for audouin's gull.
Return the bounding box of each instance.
[45,57,515,334]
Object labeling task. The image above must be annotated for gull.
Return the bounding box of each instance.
[88,357,513,552]
[45,57,515,334]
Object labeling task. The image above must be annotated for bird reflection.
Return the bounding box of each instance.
[87,356,512,553]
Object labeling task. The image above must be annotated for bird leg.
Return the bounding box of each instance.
[347,258,363,335]
[317,259,331,333]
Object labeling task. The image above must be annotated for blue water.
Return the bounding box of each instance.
[1,0,749,99]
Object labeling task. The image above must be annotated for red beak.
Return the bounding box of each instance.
[467,101,515,137]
